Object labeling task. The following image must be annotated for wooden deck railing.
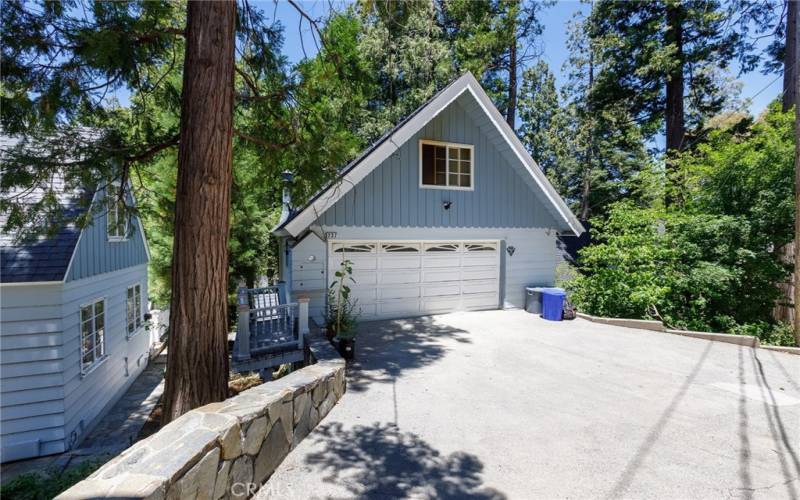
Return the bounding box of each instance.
[234,285,308,363]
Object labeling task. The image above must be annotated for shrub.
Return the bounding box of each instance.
[568,202,788,337]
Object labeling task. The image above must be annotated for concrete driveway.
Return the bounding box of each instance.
[259,310,800,499]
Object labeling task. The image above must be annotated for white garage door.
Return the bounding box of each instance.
[327,240,500,320]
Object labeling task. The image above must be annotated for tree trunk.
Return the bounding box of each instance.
[794,13,800,344]
[664,2,685,207]
[162,0,236,423]
[506,38,518,129]
[784,0,798,113]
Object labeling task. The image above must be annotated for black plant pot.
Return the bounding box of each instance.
[337,338,355,360]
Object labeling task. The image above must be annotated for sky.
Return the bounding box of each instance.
[270,0,784,119]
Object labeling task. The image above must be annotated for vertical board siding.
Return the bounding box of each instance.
[66,187,149,282]
[321,94,563,230]
[61,264,151,446]
[0,283,67,461]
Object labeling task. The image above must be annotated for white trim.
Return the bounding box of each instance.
[418,140,475,191]
[79,297,107,377]
[0,280,63,286]
[106,181,129,242]
[125,282,144,340]
[282,72,584,238]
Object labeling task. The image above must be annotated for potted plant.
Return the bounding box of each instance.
[325,259,359,360]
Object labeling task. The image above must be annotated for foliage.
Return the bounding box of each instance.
[568,201,789,342]
[0,460,103,500]
[589,0,744,139]
[355,0,455,142]
[326,259,359,339]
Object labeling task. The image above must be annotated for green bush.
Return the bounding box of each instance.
[0,460,102,500]
[568,202,789,339]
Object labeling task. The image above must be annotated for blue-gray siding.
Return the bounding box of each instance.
[0,264,151,462]
[66,187,149,282]
[62,264,151,448]
[0,283,67,460]
[320,94,563,230]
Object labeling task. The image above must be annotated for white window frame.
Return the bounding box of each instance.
[126,283,144,339]
[107,182,129,242]
[418,140,475,191]
[80,298,108,376]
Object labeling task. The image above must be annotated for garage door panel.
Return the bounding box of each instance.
[379,302,420,315]
[350,288,377,302]
[342,256,377,269]
[379,286,421,300]
[461,254,497,267]
[355,303,377,317]
[381,256,422,269]
[329,240,499,320]
[461,279,497,294]
[422,296,461,312]
[462,292,498,309]
[461,268,497,280]
[423,283,461,297]
[422,255,461,268]
[423,269,461,282]
[351,272,377,286]
[381,271,421,284]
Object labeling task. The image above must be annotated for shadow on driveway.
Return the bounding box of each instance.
[305,422,506,499]
[347,316,471,393]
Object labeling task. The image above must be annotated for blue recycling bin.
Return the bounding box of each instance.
[541,288,566,321]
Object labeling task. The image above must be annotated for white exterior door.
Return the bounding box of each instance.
[327,240,500,320]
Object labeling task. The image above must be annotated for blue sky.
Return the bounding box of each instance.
[272,0,784,118]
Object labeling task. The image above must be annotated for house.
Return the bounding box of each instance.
[0,168,153,462]
[273,73,584,324]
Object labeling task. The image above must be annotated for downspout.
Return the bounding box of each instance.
[278,171,294,303]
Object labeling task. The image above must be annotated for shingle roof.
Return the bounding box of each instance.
[1,137,90,283]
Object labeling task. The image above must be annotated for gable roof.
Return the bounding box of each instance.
[0,135,151,284]
[275,72,584,237]
[0,178,90,284]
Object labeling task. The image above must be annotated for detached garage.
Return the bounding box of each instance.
[273,72,584,324]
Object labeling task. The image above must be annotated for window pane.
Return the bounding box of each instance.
[449,173,459,186]
[461,148,471,161]
[449,159,460,175]
[83,350,94,367]
[94,301,103,316]
[460,174,471,187]
[435,172,446,185]
[81,306,91,323]
[449,147,459,161]
[95,312,104,333]
[422,144,436,185]
[435,146,446,160]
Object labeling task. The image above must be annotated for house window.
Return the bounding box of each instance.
[127,284,143,337]
[420,141,473,190]
[107,183,128,241]
[80,299,106,374]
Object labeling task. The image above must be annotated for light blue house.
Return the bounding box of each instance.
[274,73,584,323]
[0,177,153,462]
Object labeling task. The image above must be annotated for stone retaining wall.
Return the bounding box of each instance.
[57,334,345,500]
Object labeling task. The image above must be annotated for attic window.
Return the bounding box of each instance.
[420,141,473,190]
[107,183,128,241]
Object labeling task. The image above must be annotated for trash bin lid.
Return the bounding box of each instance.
[540,287,566,296]
[525,286,547,292]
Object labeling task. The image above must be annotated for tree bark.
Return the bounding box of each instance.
[507,38,518,129]
[784,0,798,113]
[162,0,236,423]
[794,4,800,344]
[664,2,685,207]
